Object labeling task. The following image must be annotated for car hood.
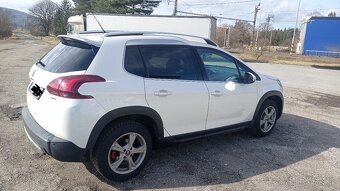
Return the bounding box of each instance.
[259,73,279,81]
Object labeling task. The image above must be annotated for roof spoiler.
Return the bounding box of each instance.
[57,35,102,47]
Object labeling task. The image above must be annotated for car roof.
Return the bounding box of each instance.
[61,31,217,48]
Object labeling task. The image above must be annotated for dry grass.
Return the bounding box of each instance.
[1,31,59,45]
[38,36,59,45]
[229,48,340,67]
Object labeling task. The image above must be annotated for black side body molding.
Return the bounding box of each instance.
[86,106,164,150]
[159,121,251,145]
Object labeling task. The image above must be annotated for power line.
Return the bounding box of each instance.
[182,0,260,6]
[176,10,253,22]
[263,8,340,14]
[180,0,204,14]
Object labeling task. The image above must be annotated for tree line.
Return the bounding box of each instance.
[216,21,300,49]
[0,9,12,39]
[28,0,160,36]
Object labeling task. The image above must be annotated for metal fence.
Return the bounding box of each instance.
[304,50,340,58]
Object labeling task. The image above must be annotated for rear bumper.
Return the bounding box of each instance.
[22,107,86,162]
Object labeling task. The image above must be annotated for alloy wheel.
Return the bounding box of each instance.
[107,132,147,174]
[260,106,277,133]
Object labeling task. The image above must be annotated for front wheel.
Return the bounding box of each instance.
[251,99,278,137]
[92,121,152,181]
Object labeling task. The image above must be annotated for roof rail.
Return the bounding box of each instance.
[103,31,217,46]
[78,30,125,34]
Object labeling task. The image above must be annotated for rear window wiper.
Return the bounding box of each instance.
[36,60,46,67]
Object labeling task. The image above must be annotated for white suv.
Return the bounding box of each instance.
[23,32,283,181]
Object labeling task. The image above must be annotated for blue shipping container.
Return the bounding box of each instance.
[302,17,340,57]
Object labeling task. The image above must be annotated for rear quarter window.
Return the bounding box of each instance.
[124,46,146,77]
[39,40,98,73]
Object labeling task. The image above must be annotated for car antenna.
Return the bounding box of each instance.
[90,12,106,33]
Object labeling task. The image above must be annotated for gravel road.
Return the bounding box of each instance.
[0,32,339,191]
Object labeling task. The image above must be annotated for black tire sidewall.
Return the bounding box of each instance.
[254,99,279,137]
[92,121,152,181]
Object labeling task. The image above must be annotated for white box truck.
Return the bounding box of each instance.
[67,14,217,40]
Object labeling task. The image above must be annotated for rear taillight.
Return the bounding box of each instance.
[47,75,105,99]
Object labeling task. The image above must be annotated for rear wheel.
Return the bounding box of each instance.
[251,99,278,137]
[92,121,152,181]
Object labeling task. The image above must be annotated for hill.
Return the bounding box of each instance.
[0,7,28,28]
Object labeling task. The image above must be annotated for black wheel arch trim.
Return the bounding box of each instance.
[86,106,164,151]
[252,90,284,122]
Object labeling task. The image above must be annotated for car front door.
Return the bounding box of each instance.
[195,47,258,130]
[140,45,209,136]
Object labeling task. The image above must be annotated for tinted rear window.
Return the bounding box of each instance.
[39,40,98,73]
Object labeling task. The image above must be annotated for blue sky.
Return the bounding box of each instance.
[1,0,339,28]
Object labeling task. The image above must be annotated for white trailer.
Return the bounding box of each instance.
[67,14,217,40]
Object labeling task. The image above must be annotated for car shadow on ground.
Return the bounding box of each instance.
[312,65,340,71]
[84,113,340,189]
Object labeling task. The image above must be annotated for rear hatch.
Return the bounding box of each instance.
[27,36,102,137]
[29,36,100,91]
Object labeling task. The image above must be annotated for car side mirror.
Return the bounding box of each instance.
[244,72,256,84]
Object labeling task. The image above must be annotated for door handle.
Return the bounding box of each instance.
[154,90,171,97]
[210,90,223,96]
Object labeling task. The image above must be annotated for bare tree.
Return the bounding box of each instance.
[307,11,322,17]
[216,22,252,49]
[230,21,252,48]
[29,0,58,36]
[328,11,336,17]
[216,24,230,47]
[0,9,12,38]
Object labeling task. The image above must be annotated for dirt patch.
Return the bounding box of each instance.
[0,48,14,52]
[0,105,23,121]
[285,88,340,109]
[304,92,340,109]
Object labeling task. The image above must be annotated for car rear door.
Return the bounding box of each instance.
[195,47,258,130]
[140,45,209,136]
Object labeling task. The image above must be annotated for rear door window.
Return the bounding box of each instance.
[39,40,98,73]
[139,46,199,80]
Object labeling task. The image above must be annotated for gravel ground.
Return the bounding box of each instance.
[0,32,339,191]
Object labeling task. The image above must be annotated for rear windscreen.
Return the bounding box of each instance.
[38,40,98,73]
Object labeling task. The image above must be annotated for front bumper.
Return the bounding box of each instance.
[22,107,86,162]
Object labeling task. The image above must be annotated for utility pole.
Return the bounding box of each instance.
[252,3,261,47]
[255,9,262,50]
[269,30,273,46]
[290,0,302,56]
[223,27,231,49]
[265,14,273,45]
[173,0,178,16]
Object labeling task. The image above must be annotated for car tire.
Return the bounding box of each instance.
[91,120,152,181]
[251,99,279,137]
